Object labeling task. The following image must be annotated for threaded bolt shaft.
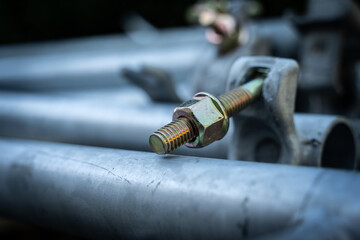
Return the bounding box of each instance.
[149,117,196,154]
[219,78,264,117]
[149,78,264,154]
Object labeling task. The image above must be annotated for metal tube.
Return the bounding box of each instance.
[0,91,358,165]
[0,21,300,91]
[0,28,211,90]
[256,19,299,58]
[0,138,359,239]
[0,91,229,158]
[295,114,358,169]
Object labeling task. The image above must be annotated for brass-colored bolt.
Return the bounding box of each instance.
[149,78,264,154]
[149,117,196,155]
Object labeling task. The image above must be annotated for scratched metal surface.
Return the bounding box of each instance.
[0,138,359,239]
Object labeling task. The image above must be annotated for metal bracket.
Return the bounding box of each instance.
[226,56,300,164]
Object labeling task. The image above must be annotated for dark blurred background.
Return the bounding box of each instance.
[0,0,308,45]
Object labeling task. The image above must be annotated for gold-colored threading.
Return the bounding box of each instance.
[149,78,264,154]
[149,117,195,154]
[219,87,253,117]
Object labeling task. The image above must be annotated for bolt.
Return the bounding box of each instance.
[149,117,196,155]
[149,77,264,155]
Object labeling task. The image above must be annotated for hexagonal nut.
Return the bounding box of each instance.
[173,92,229,148]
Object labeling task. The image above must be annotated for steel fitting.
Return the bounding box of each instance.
[173,92,229,148]
[149,78,264,155]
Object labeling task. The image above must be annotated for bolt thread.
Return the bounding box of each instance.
[219,78,264,117]
[150,117,196,154]
[149,78,264,154]
[219,87,253,117]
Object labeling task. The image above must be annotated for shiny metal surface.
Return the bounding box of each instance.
[0,90,229,158]
[0,28,211,91]
[0,138,359,239]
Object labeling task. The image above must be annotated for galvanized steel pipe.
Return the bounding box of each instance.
[0,91,229,158]
[0,28,210,90]
[0,138,359,239]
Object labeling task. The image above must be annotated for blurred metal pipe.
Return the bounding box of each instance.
[0,21,300,91]
[295,114,358,169]
[0,91,358,165]
[0,91,229,158]
[256,19,300,58]
[350,119,360,170]
[0,138,359,239]
[0,28,211,90]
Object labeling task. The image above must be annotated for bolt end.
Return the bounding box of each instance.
[149,117,196,155]
[149,133,167,155]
